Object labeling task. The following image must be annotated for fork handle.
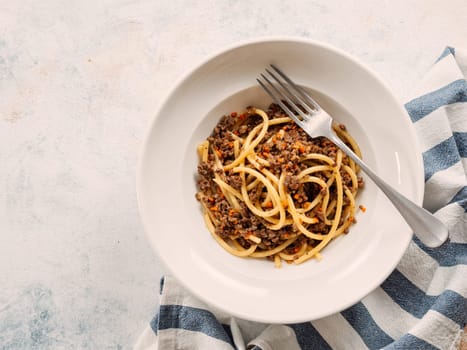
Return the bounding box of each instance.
[329,134,448,248]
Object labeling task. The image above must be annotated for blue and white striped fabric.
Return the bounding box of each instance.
[135,47,467,350]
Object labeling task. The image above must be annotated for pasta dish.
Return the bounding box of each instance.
[195,104,364,267]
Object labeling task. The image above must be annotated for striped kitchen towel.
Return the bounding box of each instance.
[134,47,467,350]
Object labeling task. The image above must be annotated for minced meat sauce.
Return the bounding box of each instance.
[195,103,363,256]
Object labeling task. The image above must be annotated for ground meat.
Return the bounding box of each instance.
[284,175,300,191]
[229,174,243,190]
[195,103,363,255]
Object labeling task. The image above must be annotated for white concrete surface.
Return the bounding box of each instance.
[0,0,466,348]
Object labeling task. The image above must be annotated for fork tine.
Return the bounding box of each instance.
[260,73,304,120]
[270,64,321,112]
[259,70,313,124]
[256,76,304,128]
[264,68,315,116]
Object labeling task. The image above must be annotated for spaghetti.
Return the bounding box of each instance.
[195,104,364,267]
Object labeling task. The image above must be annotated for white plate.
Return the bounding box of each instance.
[137,37,423,323]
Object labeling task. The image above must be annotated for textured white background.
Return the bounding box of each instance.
[0,0,466,348]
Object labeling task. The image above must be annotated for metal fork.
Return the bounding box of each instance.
[257,64,448,248]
